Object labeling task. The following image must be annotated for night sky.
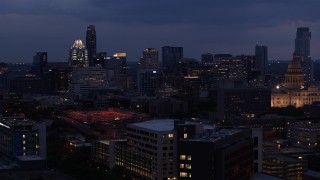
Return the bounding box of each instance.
[0,0,319,63]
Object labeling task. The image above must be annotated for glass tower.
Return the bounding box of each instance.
[86,25,97,67]
[295,27,313,83]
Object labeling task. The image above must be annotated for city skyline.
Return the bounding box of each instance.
[0,1,320,62]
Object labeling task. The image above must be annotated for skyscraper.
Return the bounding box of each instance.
[86,25,97,67]
[139,48,159,69]
[69,39,88,68]
[295,27,313,83]
[201,53,214,65]
[255,43,268,76]
[33,52,47,78]
[162,46,183,73]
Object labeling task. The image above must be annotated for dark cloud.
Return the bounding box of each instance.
[0,0,320,62]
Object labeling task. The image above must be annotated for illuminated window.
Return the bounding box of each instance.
[186,164,192,169]
[23,147,26,150]
[168,134,174,138]
[184,133,188,139]
[180,164,185,168]
[187,155,192,160]
[36,145,39,149]
[23,141,26,145]
[180,155,186,160]
[22,134,25,138]
[180,172,187,177]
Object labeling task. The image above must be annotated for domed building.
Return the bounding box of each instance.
[283,53,304,89]
[271,52,320,107]
[69,39,89,68]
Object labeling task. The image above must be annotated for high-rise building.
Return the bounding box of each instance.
[113,53,127,76]
[295,27,313,83]
[33,52,48,78]
[126,119,177,180]
[201,53,214,65]
[69,39,88,68]
[69,66,108,98]
[137,69,159,96]
[178,129,253,180]
[255,43,268,76]
[162,46,183,73]
[86,25,97,67]
[102,53,127,89]
[96,52,107,67]
[139,48,159,69]
[0,116,46,170]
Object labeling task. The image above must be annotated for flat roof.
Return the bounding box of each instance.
[16,155,45,161]
[129,119,175,132]
[253,173,283,180]
[99,139,127,145]
[0,117,35,129]
[186,129,242,142]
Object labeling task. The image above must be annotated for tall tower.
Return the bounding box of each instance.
[69,39,88,68]
[33,52,47,78]
[162,46,183,73]
[201,53,214,65]
[255,43,268,76]
[139,48,159,69]
[86,25,97,67]
[295,27,313,83]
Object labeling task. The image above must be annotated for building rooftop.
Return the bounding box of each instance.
[185,129,242,142]
[129,119,175,132]
[253,173,283,180]
[0,117,35,129]
[16,155,45,161]
[99,139,126,145]
[304,170,320,178]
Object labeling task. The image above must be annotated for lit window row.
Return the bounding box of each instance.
[180,155,192,160]
[180,164,192,169]
[180,172,192,178]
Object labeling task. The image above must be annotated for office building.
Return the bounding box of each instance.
[263,155,304,179]
[86,25,97,67]
[92,139,126,169]
[113,53,127,76]
[69,39,88,68]
[255,43,268,76]
[33,52,48,78]
[10,75,47,96]
[295,27,313,83]
[288,121,320,148]
[69,66,108,98]
[178,129,253,180]
[49,65,72,93]
[201,53,214,65]
[139,48,159,69]
[162,46,183,73]
[95,52,107,67]
[102,53,127,89]
[252,127,263,173]
[137,69,159,96]
[0,63,9,97]
[126,119,177,180]
[217,85,271,121]
[0,116,46,170]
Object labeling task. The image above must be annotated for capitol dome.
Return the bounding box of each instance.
[283,52,304,89]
